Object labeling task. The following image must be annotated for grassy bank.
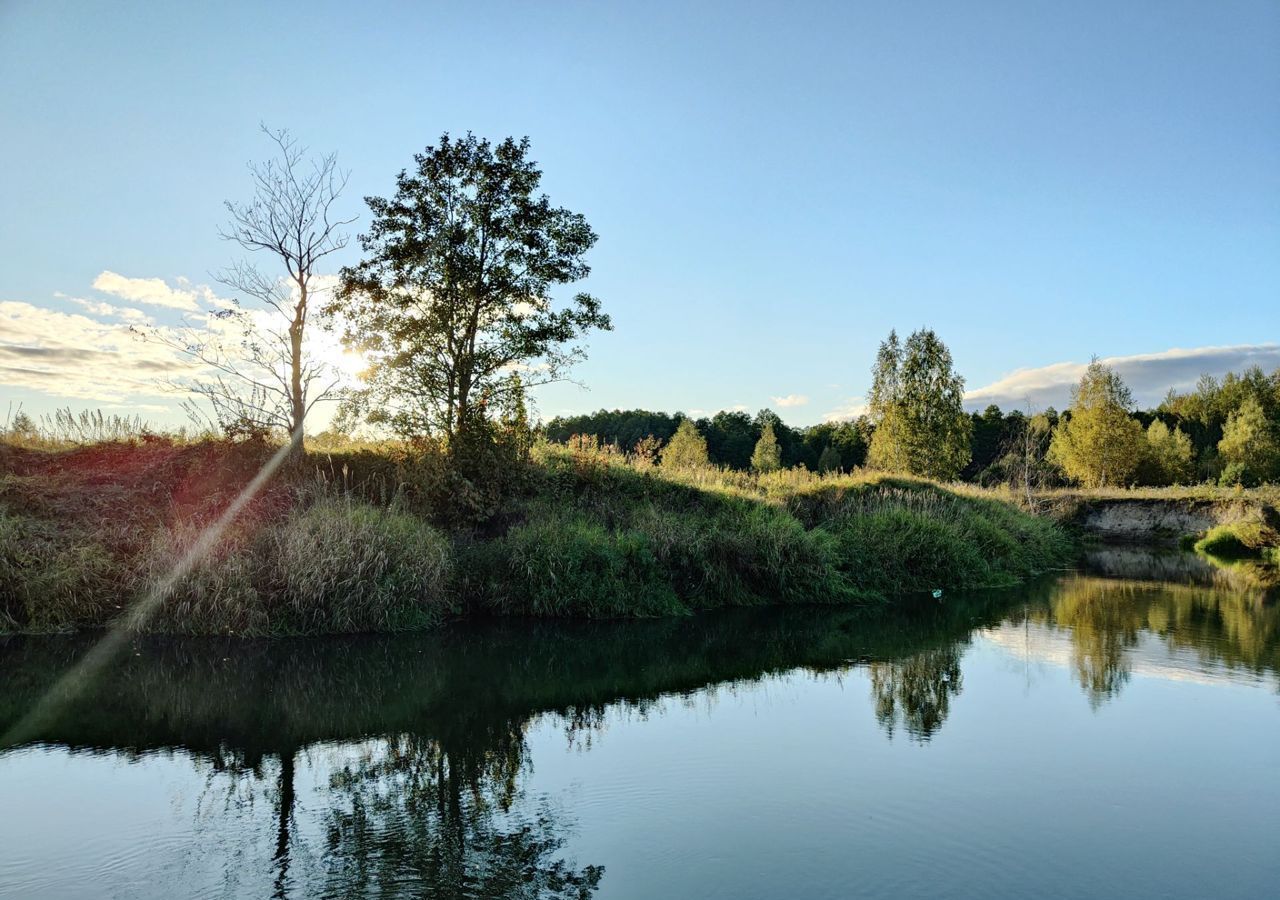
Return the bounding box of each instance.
[0,438,1071,635]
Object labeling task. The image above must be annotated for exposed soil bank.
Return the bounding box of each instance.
[1051,495,1280,544]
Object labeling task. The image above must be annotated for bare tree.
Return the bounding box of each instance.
[141,125,353,449]
[1012,397,1052,508]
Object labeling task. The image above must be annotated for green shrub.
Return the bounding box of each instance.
[140,497,454,635]
[478,509,683,618]
[1194,522,1279,559]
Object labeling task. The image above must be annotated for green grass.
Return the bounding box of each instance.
[1,438,1073,634]
[460,448,1070,619]
[139,496,455,635]
[1193,521,1280,559]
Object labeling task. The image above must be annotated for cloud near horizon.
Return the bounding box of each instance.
[965,344,1280,411]
[822,396,869,423]
[0,300,198,404]
[771,393,809,408]
[2,271,366,421]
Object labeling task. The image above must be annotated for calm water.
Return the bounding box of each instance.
[2,550,1278,899]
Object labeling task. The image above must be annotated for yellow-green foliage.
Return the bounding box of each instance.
[660,419,709,470]
[1193,521,1280,559]
[1144,420,1195,485]
[1218,396,1280,485]
[1049,361,1147,487]
[751,423,782,473]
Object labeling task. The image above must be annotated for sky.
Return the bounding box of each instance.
[1,0,1277,429]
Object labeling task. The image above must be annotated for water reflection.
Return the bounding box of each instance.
[322,735,603,899]
[869,646,964,741]
[1,553,1277,897]
[1000,550,1280,707]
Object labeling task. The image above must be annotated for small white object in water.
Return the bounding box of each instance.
[932,588,943,599]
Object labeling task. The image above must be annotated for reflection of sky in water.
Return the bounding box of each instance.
[981,623,1280,692]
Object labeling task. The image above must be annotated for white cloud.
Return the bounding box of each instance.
[92,270,199,310]
[822,397,868,422]
[0,300,198,403]
[2,270,359,430]
[66,297,152,324]
[966,344,1280,412]
[771,394,809,408]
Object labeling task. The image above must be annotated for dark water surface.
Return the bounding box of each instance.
[2,550,1278,899]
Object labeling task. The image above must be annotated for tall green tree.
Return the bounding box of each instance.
[866,328,972,480]
[751,423,782,473]
[1048,361,1146,487]
[331,134,611,443]
[1143,419,1195,485]
[1217,396,1280,485]
[817,445,843,473]
[661,419,709,470]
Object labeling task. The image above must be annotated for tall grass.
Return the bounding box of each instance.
[140,496,454,635]
[465,446,1070,619]
[2,437,1073,634]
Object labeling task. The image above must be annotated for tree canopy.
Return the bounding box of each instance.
[661,419,709,470]
[1048,361,1146,487]
[866,328,971,480]
[751,423,782,473]
[331,133,611,442]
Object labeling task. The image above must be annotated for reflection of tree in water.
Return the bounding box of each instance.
[321,733,603,899]
[869,644,964,742]
[1031,568,1280,707]
[1050,580,1144,707]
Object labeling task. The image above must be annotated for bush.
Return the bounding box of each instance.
[476,508,683,618]
[140,497,454,635]
[1194,522,1280,559]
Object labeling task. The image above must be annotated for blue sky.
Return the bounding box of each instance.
[2,0,1277,427]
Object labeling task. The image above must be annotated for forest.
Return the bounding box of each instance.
[545,361,1280,491]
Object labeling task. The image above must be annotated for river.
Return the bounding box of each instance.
[1,549,1277,899]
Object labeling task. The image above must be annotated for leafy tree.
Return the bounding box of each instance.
[496,373,534,459]
[817,445,842,473]
[703,410,757,469]
[966,404,1005,479]
[5,410,37,442]
[751,423,782,473]
[1048,361,1146,487]
[661,419,709,470]
[630,434,664,468]
[332,133,611,443]
[1217,396,1280,485]
[804,420,867,472]
[866,328,972,480]
[544,409,680,451]
[1142,419,1195,485]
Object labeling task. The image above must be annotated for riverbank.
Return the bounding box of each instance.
[0,439,1070,635]
[1040,486,1280,551]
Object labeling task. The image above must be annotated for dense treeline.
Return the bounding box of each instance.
[544,360,1280,489]
[545,408,870,473]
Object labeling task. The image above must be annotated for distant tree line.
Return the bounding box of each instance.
[546,334,1280,489]
[545,408,870,473]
